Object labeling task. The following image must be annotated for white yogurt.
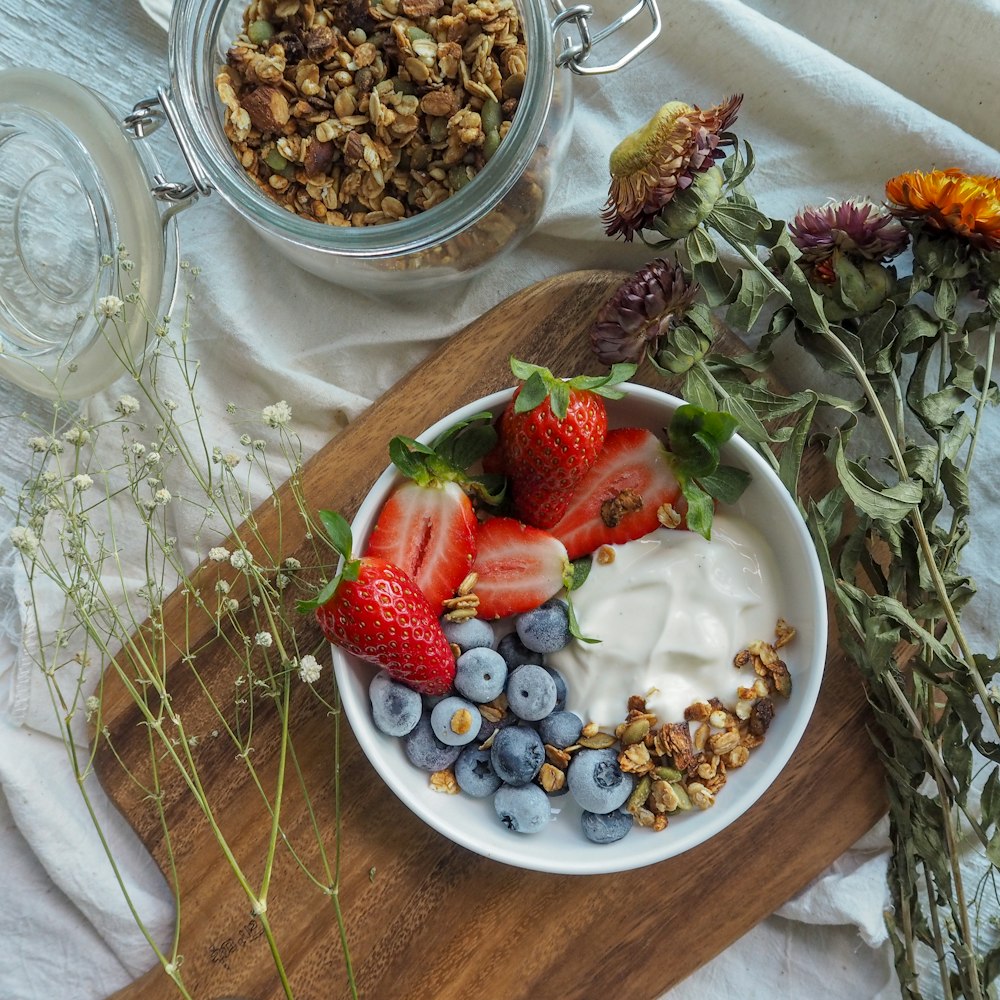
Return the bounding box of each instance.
[548,513,782,728]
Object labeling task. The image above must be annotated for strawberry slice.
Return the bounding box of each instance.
[548,427,684,560]
[472,517,571,619]
[365,480,476,610]
[363,418,503,611]
[305,511,456,695]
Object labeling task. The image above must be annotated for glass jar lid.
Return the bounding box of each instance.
[0,69,178,399]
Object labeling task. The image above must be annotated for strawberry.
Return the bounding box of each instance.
[304,511,456,695]
[365,480,476,610]
[548,427,684,560]
[500,359,635,529]
[364,418,503,610]
[472,516,571,619]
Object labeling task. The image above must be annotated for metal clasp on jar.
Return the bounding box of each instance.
[550,0,661,75]
[123,89,213,211]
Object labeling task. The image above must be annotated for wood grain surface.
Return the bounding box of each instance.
[97,270,887,1000]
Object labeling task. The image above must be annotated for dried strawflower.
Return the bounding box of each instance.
[885,168,1000,251]
[603,95,742,241]
[590,258,698,364]
[789,198,908,275]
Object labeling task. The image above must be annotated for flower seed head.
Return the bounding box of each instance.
[590,257,698,365]
[790,198,908,265]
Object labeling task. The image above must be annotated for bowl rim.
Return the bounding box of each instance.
[332,382,829,874]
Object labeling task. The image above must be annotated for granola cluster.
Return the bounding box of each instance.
[215,0,527,227]
[429,620,797,838]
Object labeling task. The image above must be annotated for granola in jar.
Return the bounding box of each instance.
[215,0,528,227]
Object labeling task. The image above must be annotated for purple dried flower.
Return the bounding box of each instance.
[590,258,698,365]
[789,198,909,265]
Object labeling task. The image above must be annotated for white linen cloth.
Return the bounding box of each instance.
[2,0,998,996]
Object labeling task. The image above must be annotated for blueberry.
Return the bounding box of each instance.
[505,663,557,722]
[496,631,537,671]
[494,783,551,834]
[454,646,507,703]
[490,725,545,786]
[567,748,634,813]
[538,710,583,749]
[441,616,495,653]
[368,670,423,737]
[581,808,634,844]
[430,696,482,746]
[403,714,463,771]
[544,666,568,712]
[515,598,571,654]
[454,746,502,797]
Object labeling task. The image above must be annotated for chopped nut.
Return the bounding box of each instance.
[657,503,682,529]
[596,544,616,565]
[579,731,617,750]
[686,781,715,810]
[684,699,712,723]
[708,730,741,755]
[538,763,566,794]
[650,778,680,813]
[544,744,571,769]
[580,721,600,739]
[241,85,291,132]
[749,697,775,737]
[619,741,653,774]
[449,707,474,736]
[775,617,796,648]
[429,769,459,794]
[600,488,643,528]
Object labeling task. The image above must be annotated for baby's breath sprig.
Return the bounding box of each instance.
[3,254,356,1000]
[598,100,1000,999]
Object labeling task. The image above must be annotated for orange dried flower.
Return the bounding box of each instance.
[603,95,742,241]
[885,168,1000,251]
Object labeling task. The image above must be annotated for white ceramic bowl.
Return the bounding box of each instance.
[332,383,828,875]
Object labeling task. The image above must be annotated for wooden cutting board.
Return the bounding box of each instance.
[97,270,886,1000]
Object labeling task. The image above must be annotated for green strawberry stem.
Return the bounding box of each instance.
[666,404,751,540]
[509,357,637,419]
[389,411,505,505]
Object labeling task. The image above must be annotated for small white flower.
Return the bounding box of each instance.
[146,451,161,464]
[230,549,253,570]
[239,434,252,446]
[71,474,94,493]
[297,654,322,684]
[120,258,135,272]
[85,695,101,722]
[163,398,179,412]
[223,598,239,613]
[262,400,292,428]
[208,546,230,563]
[222,451,241,469]
[63,426,91,446]
[154,488,172,505]
[116,394,140,416]
[276,573,290,590]
[97,295,124,318]
[283,557,302,571]
[255,631,273,648]
[216,579,231,595]
[27,436,49,453]
[10,525,39,557]
[131,442,146,457]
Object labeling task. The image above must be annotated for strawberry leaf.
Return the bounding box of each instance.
[296,575,338,614]
[681,479,715,540]
[566,595,600,644]
[319,509,353,558]
[698,465,751,504]
[515,370,549,413]
[567,556,593,591]
[548,379,571,420]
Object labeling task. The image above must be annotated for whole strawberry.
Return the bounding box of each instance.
[501,358,635,529]
[301,511,455,695]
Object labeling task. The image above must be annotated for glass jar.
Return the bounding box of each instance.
[0,0,658,395]
[162,0,660,292]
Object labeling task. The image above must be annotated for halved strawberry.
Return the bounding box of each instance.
[305,512,456,695]
[363,418,503,611]
[548,427,684,560]
[365,480,476,610]
[472,517,571,619]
